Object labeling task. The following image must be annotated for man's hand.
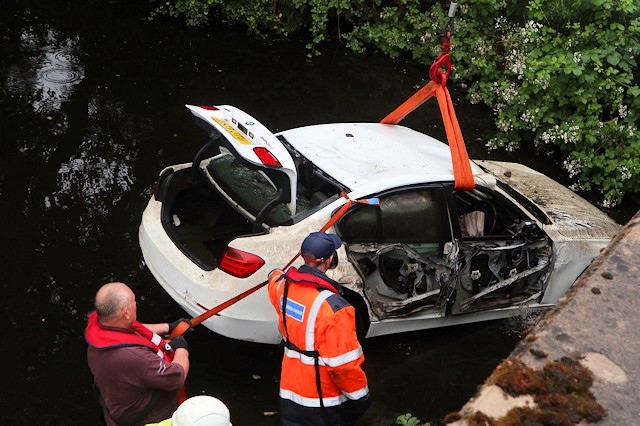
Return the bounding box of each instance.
[168,318,192,334]
[168,336,188,351]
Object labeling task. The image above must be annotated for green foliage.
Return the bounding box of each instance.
[395,412,430,426]
[149,0,377,57]
[149,0,640,208]
[454,0,640,208]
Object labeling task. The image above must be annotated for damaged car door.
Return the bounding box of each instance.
[448,185,553,316]
[337,183,554,323]
[338,185,456,320]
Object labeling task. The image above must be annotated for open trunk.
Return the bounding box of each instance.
[149,104,344,271]
[156,167,255,271]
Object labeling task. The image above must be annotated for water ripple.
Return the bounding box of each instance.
[39,67,81,85]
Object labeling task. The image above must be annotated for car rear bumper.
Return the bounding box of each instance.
[139,197,282,344]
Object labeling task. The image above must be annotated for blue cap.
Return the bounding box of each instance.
[301,232,342,261]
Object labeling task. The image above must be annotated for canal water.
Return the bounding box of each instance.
[2,1,635,424]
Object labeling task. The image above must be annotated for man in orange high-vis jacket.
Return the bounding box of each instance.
[268,232,371,426]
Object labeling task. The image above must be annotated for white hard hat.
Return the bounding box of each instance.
[172,395,232,426]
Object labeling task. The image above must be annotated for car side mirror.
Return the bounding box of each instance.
[329,251,339,269]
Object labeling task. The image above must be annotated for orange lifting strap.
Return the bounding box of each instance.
[167,193,380,339]
[380,2,474,191]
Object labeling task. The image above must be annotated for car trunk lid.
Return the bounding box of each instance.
[186,104,298,215]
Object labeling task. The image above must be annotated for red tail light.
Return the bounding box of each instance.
[253,147,282,167]
[198,105,219,111]
[152,169,173,200]
[218,247,265,278]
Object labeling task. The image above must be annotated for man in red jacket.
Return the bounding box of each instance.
[268,232,371,426]
[85,282,190,425]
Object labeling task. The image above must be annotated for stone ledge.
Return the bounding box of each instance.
[446,210,640,425]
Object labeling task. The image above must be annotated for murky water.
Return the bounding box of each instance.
[1,1,636,424]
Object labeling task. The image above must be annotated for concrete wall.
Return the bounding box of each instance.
[447,211,640,425]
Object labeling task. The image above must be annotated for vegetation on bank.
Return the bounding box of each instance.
[149,0,639,208]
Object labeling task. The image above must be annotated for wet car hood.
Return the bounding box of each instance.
[475,160,619,240]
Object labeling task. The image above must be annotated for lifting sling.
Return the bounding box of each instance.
[381,1,475,191]
[168,193,379,339]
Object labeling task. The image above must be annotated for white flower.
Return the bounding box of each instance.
[573,52,581,63]
[618,104,628,119]
[496,118,512,132]
[619,166,632,181]
[486,139,500,151]
[602,198,615,209]
[569,183,582,192]
[563,157,582,178]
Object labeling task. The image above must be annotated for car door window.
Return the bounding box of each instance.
[339,189,444,245]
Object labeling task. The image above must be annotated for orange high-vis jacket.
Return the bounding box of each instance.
[267,267,370,408]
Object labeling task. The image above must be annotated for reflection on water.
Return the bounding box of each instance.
[33,33,83,113]
[7,27,84,114]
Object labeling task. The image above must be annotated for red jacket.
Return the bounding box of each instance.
[84,311,184,425]
[268,266,370,409]
[84,311,174,362]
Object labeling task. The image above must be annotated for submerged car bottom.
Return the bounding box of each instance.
[156,155,554,329]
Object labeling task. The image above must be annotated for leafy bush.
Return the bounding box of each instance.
[451,0,640,208]
[395,412,429,426]
[150,0,640,207]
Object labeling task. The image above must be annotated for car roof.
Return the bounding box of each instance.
[279,122,481,195]
[187,104,485,202]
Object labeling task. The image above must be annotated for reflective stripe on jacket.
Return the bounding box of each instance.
[267,266,369,408]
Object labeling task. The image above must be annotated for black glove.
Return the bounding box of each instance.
[340,394,371,426]
[168,336,188,351]
[168,318,192,334]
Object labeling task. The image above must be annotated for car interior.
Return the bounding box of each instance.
[337,185,553,320]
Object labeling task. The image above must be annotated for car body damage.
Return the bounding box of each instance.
[337,185,554,323]
[475,160,619,240]
[139,104,620,344]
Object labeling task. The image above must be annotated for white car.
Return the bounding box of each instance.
[139,104,619,344]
